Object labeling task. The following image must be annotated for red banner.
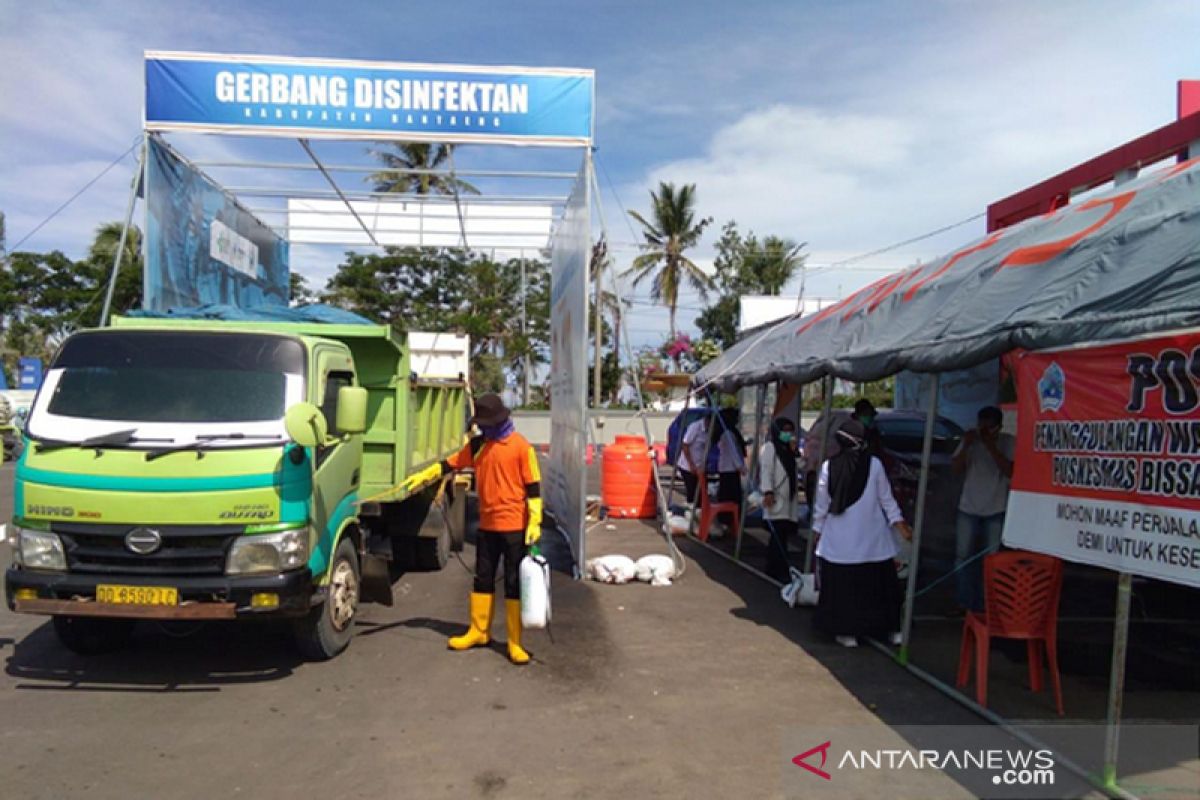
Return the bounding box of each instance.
[1006,330,1200,587]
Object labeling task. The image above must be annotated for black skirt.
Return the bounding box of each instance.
[813,557,901,639]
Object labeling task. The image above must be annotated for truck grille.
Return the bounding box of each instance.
[53,523,243,577]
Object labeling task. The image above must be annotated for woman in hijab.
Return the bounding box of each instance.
[759,417,800,582]
[811,418,912,648]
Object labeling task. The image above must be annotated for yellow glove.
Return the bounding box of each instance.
[401,462,444,495]
[525,497,544,546]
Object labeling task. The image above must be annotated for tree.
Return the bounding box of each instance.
[694,221,745,349]
[0,250,92,373]
[367,143,478,196]
[745,235,805,295]
[695,220,807,349]
[289,273,316,306]
[321,247,550,397]
[624,181,713,337]
[86,221,143,324]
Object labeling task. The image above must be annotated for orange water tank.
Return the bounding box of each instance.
[602,435,656,518]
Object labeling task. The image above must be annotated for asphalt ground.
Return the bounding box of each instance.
[9,458,1192,798]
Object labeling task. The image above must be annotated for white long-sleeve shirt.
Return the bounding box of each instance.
[812,456,905,564]
[681,420,744,475]
[758,440,798,521]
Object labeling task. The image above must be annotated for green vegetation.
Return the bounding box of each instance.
[624,181,713,338]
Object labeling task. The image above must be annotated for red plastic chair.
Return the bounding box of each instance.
[695,471,740,542]
[956,551,1064,715]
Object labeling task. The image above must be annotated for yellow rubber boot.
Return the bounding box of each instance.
[448,592,493,650]
[506,599,531,665]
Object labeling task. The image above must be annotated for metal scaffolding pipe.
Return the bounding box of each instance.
[225,187,567,203]
[192,160,579,179]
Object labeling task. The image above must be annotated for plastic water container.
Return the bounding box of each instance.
[601,435,656,519]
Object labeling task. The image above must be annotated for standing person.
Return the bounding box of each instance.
[714,407,747,534]
[759,417,800,582]
[812,419,913,648]
[852,398,884,456]
[675,409,709,507]
[952,405,1015,612]
[402,393,542,665]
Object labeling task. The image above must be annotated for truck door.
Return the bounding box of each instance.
[311,347,364,580]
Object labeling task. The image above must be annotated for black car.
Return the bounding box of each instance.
[804,408,965,560]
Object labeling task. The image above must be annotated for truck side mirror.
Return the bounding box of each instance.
[285,402,328,448]
[336,386,369,434]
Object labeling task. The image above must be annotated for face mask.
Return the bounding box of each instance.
[858,414,875,426]
[778,432,794,444]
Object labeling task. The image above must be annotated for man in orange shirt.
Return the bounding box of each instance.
[403,393,542,665]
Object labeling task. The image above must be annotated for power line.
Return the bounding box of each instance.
[10,136,143,252]
[597,156,643,244]
[806,211,985,276]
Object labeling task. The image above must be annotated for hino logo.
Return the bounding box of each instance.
[125,528,163,555]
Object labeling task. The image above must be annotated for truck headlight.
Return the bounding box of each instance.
[17,528,67,571]
[226,529,308,576]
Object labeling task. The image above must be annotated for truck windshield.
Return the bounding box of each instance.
[38,331,305,425]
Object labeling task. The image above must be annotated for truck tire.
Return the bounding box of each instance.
[52,616,135,655]
[415,525,450,571]
[294,537,359,660]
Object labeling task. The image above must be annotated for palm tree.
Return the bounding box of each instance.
[624,182,713,338]
[744,235,807,295]
[368,143,479,196]
[89,221,142,271]
[89,221,143,321]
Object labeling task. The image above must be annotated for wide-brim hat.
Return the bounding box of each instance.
[471,393,511,427]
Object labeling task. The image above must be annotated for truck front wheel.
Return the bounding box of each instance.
[52,616,135,655]
[294,537,360,660]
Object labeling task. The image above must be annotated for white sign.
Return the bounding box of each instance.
[738,295,836,333]
[287,198,554,251]
[1005,493,1200,585]
[209,218,259,277]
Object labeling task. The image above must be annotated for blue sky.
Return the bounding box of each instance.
[3,0,1199,347]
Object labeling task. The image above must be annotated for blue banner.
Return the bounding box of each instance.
[144,137,289,312]
[17,357,43,390]
[145,52,594,146]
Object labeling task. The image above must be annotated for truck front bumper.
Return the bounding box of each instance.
[4,568,315,619]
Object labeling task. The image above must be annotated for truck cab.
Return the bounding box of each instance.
[5,318,468,659]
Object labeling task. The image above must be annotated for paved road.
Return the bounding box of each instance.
[0,462,975,799]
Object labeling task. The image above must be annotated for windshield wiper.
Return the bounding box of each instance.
[35,428,166,454]
[144,433,284,462]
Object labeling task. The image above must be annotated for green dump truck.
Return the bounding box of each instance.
[4,317,469,659]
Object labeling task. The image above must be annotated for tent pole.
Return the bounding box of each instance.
[690,388,721,540]
[1102,571,1133,788]
[735,383,768,561]
[802,375,834,573]
[100,136,147,328]
[899,372,940,666]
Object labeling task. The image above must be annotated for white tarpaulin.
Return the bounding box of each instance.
[545,159,590,563]
[287,198,554,250]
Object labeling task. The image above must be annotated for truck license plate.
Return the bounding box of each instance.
[96,584,179,606]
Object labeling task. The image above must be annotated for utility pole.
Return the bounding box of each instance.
[520,250,530,406]
[591,237,607,409]
[611,293,620,405]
